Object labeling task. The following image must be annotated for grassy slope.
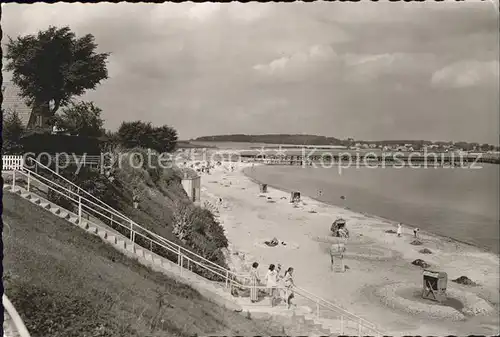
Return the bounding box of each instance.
[2,192,284,337]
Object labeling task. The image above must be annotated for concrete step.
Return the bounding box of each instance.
[30,197,41,204]
[50,206,61,215]
[39,202,51,209]
[20,192,31,199]
[59,211,70,219]
[107,235,118,245]
[68,216,79,224]
[143,252,153,261]
[97,229,108,240]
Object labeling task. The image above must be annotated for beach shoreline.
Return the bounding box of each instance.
[193,160,499,336]
[241,165,499,256]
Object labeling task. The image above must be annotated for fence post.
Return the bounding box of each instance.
[340,316,344,335]
[27,170,31,191]
[177,247,181,266]
[358,319,362,336]
[12,170,16,190]
[180,255,183,276]
[225,270,229,289]
[78,196,82,224]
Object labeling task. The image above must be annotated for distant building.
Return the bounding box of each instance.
[2,82,52,132]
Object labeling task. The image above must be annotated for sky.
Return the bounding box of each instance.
[1,2,499,144]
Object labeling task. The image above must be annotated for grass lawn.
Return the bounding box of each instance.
[2,192,285,337]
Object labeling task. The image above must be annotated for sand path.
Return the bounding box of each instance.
[198,162,499,336]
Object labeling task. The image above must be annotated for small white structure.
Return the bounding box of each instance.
[2,155,24,171]
[181,171,201,204]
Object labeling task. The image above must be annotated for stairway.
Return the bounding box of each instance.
[3,183,347,336]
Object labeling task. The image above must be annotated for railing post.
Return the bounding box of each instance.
[177,247,181,265]
[27,170,31,191]
[130,222,135,246]
[316,301,320,319]
[78,196,82,224]
[12,170,16,190]
[340,315,344,335]
[358,319,362,336]
[180,255,183,276]
[225,270,229,289]
[150,239,153,252]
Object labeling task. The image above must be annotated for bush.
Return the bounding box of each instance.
[47,189,75,212]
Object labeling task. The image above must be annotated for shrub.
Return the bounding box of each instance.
[2,109,25,155]
[47,189,75,212]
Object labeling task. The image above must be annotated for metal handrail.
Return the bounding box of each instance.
[293,286,381,335]
[295,286,377,327]
[3,294,32,337]
[9,167,381,335]
[12,168,243,281]
[23,157,237,279]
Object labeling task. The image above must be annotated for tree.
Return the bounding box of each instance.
[2,109,26,154]
[5,26,109,118]
[151,125,178,153]
[117,121,178,153]
[52,101,104,137]
[117,121,154,150]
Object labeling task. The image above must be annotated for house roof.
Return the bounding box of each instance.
[2,82,32,126]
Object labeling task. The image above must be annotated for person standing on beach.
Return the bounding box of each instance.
[413,227,419,238]
[397,223,403,237]
[283,267,296,309]
[265,264,278,307]
[318,190,323,198]
[276,264,284,302]
[250,262,261,303]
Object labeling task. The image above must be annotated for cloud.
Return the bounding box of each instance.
[253,44,337,76]
[431,60,499,88]
[1,2,498,144]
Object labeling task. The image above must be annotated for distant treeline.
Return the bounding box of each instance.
[194,134,343,146]
[193,134,499,151]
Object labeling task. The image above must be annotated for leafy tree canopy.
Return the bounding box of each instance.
[52,101,105,137]
[117,121,178,153]
[5,26,109,116]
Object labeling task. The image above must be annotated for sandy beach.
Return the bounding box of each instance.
[196,161,499,336]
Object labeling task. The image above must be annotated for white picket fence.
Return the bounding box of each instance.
[2,155,24,171]
[2,154,102,172]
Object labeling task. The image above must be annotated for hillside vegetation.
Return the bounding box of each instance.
[41,148,229,278]
[2,192,284,337]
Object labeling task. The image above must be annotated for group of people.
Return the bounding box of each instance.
[249,262,296,309]
[397,223,420,238]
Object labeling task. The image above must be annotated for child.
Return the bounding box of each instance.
[283,267,296,309]
[265,264,278,307]
[397,223,403,237]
